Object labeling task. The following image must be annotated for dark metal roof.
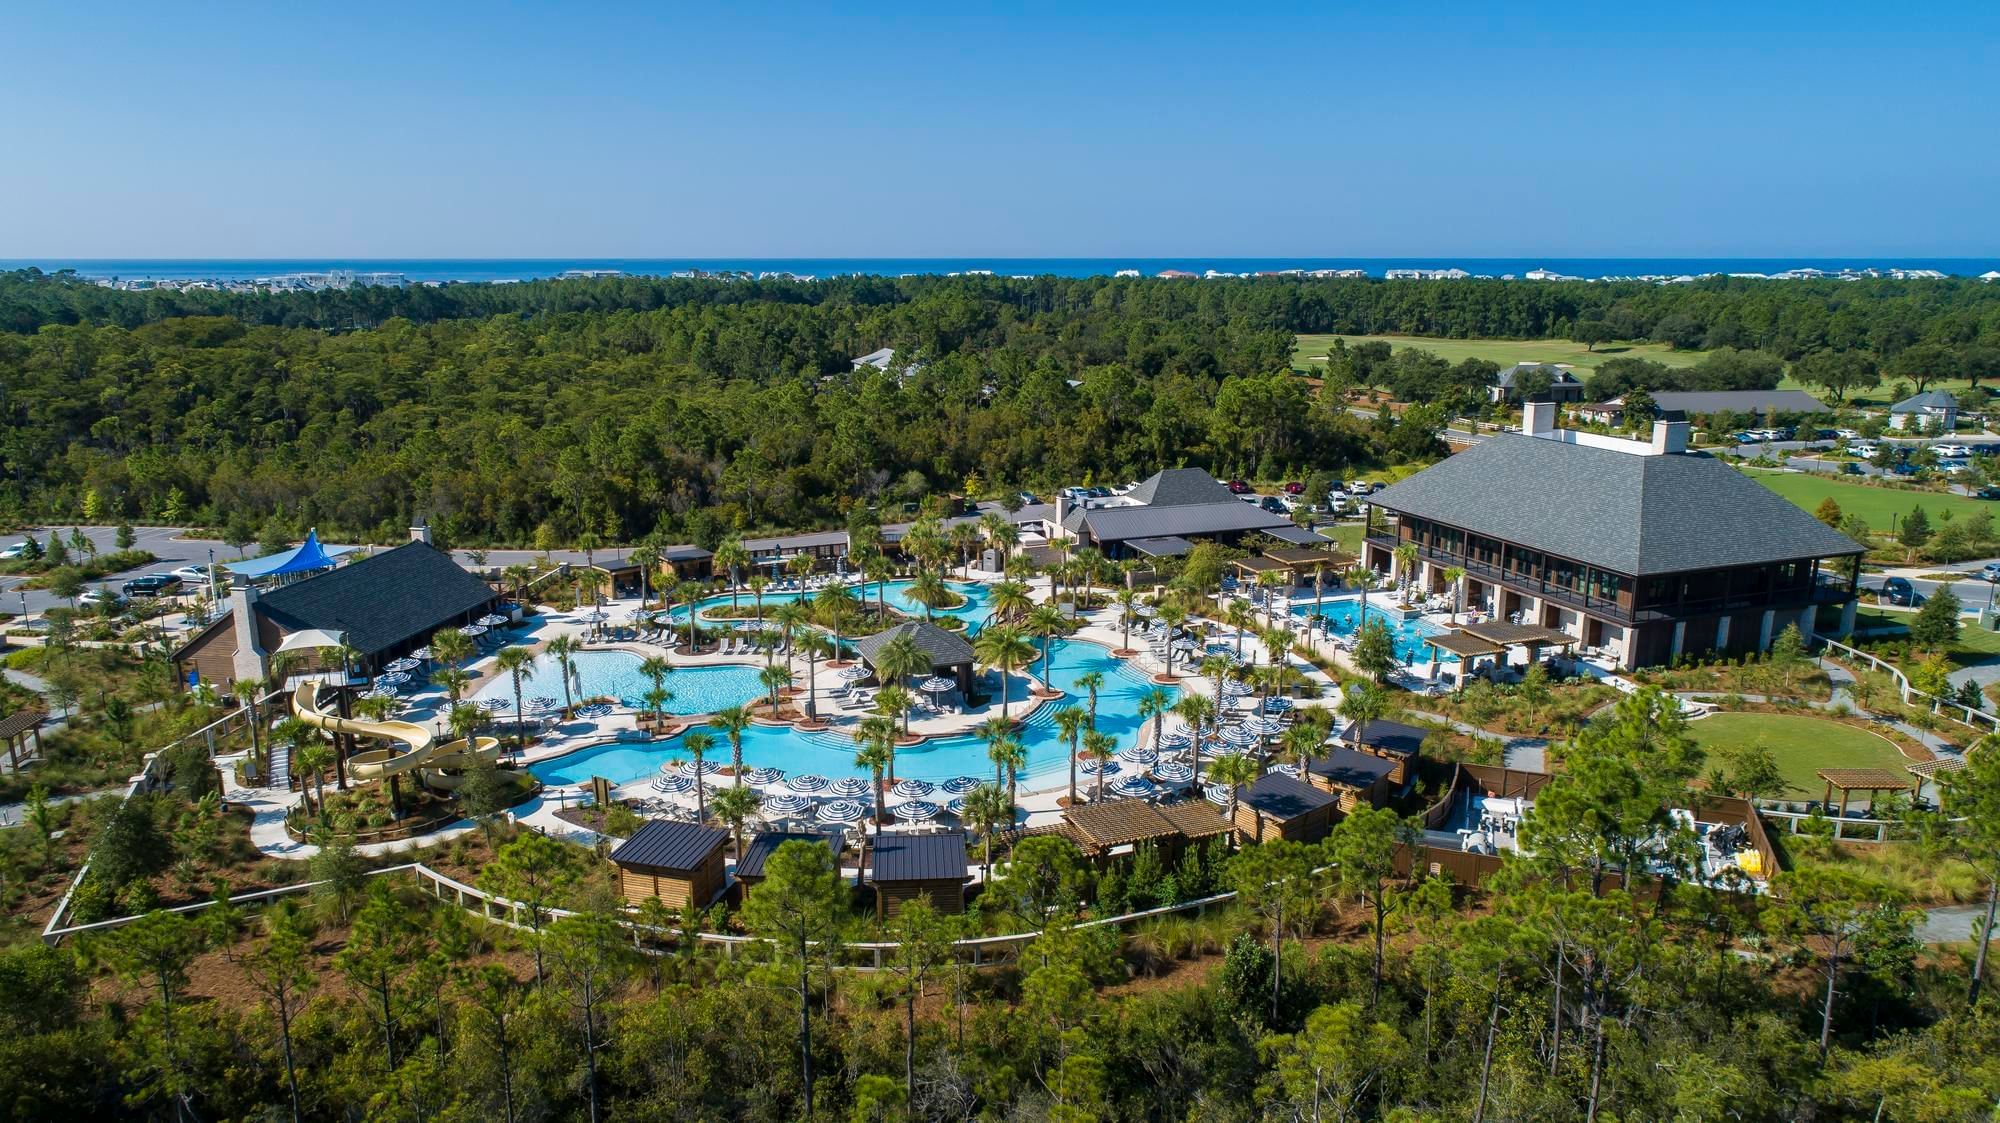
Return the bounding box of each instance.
[1495,363,1581,388]
[736,830,833,879]
[1647,390,1828,415]
[1127,535,1195,558]
[609,820,728,871]
[256,541,499,658]
[1891,390,1959,411]
[1237,772,1338,819]
[1263,526,1334,547]
[852,621,975,670]
[1338,717,1428,759]
[870,829,970,882]
[1064,498,1291,543]
[1367,434,1865,576]
[1125,468,1241,507]
[1307,747,1400,789]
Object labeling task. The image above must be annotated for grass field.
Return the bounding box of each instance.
[1292,333,1706,374]
[1686,712,1909,798]
[1743,468,1994,530]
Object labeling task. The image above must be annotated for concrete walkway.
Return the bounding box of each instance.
[1918,902,1992,945]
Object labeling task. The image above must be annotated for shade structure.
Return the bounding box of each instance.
[1108,774,1156,799]
[1080,757,1119,777]
[1262,697,1293,712]
[1171,637,1200,652]
[683,758,723,775]
[1219,725,1259,748]
[944,796,968,816]
[1136,604,1158,618]
[829,776,870,798]
[1221,679,1252,696]
[579,610,608,623]
[838,664,872,681]
[480,696,512,712]
[458,624,488,639]
[941,776,982,795]
[652,773,694,794]
[1203,783,1233,806]
[385,657,420,673]
[818,799,867,824]
[787,773,830,794]
[365,684,397,699]
[891,778,936,799]
[1118,744,1159,766]
[1273,762,1302,777]
[743,766,785,786]
[1159,728,1193,749]
[895,800,942,822]
[375,671,411,687]
[762,793,815,817]
[476,613,509,627]
[1244,715,1287,736]
[1152,760,1194,784]
[529,696,559,712]
[222,529,355,578]
[274,627,347,655]
[411,646,433,660]
[919,676,956,693]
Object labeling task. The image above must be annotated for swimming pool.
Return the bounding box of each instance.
[529,637,1177,786]
[1291,596,1453,664]
[475,653,765,714]
[661,580,998,633]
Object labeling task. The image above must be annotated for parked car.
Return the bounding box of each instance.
[1976,487,2000,500]
[1981,563,2000,583]
[122,573,182,597]
[1935,443,1973,458]
[1277,495,1302,512]
[1880,577,1916,605]
[78,587,124,608]
[1840,462,1863,475]
[169,564,213,585]
[1325,492,1353,514]
[1282,481,1305,495]
[1259,496,1287,514]
[1016,491,1038,505]
[1834,428,1861,440]
[1225,479,1252,495]
[1348,480,1376,495]
[0,542,29,561]
[1848,443,1879,458]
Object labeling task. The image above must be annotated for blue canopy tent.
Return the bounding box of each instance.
[222,529,357,581]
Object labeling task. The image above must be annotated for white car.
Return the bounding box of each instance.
[0,542,29,561]
[169,564,213,585]
[1834,428,1861,440]
[78,587,124,607]
[1849,443,1879,458]
[1325,492,1352,514]
[1935,444,1973,458]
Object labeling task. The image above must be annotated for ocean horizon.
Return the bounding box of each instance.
[7,256,1999,284]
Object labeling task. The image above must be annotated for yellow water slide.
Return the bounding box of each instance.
[291,682,508,793]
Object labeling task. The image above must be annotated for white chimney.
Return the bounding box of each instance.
[1052,493,1067,540]
[229,585,267,683]
[1522,400,1558,439]
[409,521,432,544]
[1650,419,1690,455]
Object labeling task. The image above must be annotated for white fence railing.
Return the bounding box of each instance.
[1815,636,1999,737]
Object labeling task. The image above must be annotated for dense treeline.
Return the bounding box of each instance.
[4,269,2000,546]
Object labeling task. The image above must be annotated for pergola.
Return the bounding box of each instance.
[1459,620,1578,652]
[1232,556,1292,579]
[1426,629,1509,680]
[0,709,47,771]
[1906,757,1967,807]
[1262,547,1355,587]
[1817,767,1911,817]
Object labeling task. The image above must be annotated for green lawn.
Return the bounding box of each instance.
[1686,712,1909,798]
[1293,333,1706,374]
[1743,468,1994,530]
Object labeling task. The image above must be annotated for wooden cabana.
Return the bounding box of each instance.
[1816,767,1912,818]
[1232,772,1340,844]
[1155,799,1233,846]
[0,709,47,771]
[1263,546,1354,573]
[609,821,729,908]
[1426,629,1508,680]
[1459,620,1578,654]
[1062,801,1188,861]
[870,829,971,918]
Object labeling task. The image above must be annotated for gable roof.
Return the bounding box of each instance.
[1307,747,1401,789]
[736,830,834,880]
[870,830,969,882]
[852,620,976,670]
[255,541,499,657]
[1063,490,1291,543]
[609,820,728,871]
[1892,390,1958,411]
[1367,434,1865,576]
[1338,717,1428,759]
[1646,390,1828,416]
[1237,772,1338,820]
[1495,363,1581,388]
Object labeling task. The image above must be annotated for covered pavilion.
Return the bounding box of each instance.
[1817,767,1911,817]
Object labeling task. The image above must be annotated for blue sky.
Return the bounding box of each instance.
[2,3,1995,257]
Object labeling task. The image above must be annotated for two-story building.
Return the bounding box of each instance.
[1361,402,1865,669]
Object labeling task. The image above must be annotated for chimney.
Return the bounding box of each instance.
[1052,493,1067,539]
[1522,399,1558,439]
[229,584,268,683]
[1650,418,1690,455]
[409,521,431,545]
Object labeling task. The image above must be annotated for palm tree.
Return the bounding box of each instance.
[1138,687,1173,748]
[770,602,809,666]
[976,715,1015,788]
[543,635,581,717]
[234,676,268,780]
[1226,600,1256,658]
[432,666,473,707]
[1075,670,1105,727]
[797,630,832,721]
[712,706,751,786]
[907,570,950,621]
[814,584,859,662]
[1053,707,1088,806]
[709,783,760,861]
[1175,693,1217,776]
[949,522,981,577]
[1199,653,1235,709]
[962,783,1012,880]
[853,717,897,827]
[683,731,716,823]
[1026,604,1067,686]
[628,544,661,608]
[1279,721,1325,777]
[1442,565,1467,622]
[1255,569,1288,629]
[294,740,334,815]
[994,736,1027,813]
[973,626,1034,721]
[1081,729,1116,802]
[1339,681,1389,753]
[673,581,704,650]
[861,554,895,620]
[448,702,484,752]
[873,686,913,756]
[1157,603,1188,675]
[990,580,1032,625]
[501,563,535,610]
[1114,587,1140,652]
[1072,547,1103,617]
[494,646,540,750]
[431,625,474,668]
[1393,542,1420,599]
[980,514,1019,568]
[1205,752,1259,843]
[746,573,769,621]
[785,552,817,597]
[1344,566,1377,631]
[714,538,751,608]
[759,664,793,712]
[876,633,929,692]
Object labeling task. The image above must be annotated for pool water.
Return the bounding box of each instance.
[530,637,1178,786]
[660,580,998,633]
[1291,596,1454,665]
[476,653,765,714]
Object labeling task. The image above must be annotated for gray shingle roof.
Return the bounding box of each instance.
[1646,390,1828,415]
[1238,771,1338,819]
[256,541,499,658]
[1495,363,1581,388]
[1368,434,1864,576]
[870,829,969,882]
[609,820,728,871]
[852,620,975,670]
[1891,390,1959,411]
[1125,468,1241,507]
[1064,498,1291,542]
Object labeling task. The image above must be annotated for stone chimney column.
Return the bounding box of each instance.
[409,522,432,545]
[229,584,267,683]
[1523,400,1557,438]
[1650,419,1690,455]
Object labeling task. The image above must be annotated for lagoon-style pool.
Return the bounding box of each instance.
[660,579,999,633]
[529,637,1176,786]
[474,654,766,714]
[1291,596,1453,664]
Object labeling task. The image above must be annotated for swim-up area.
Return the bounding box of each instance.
[530,637,1175,786]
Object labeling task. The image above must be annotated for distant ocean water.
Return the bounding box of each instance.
[5,257,1998,283]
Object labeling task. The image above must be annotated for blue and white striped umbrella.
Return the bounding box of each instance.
[652,774,694,794]
[891,778,936,799]
[1159,728,1193,749]
[942,776,982,795]
[1203,783,1233,806]
[1108,774,1156,799]
[480,696,513,713]
[787,773,830,794]
[1152,760,1195,785]
[1080,757,1119,777]
[944,796,968,816]
[1219,725,1260,747]
[1263,697,1294,713]
[1118,744,1159,766]
[829,776,870,798]
[1244,715,1287,736]
[762,793,815,817]
[1221,679,1252,696]
[744,767,786,786]
[895,800,942,822]
[1273,763,1302,777]
[818,799,867,824]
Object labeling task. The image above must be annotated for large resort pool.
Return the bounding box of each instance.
[661,578,1000,633]
[1290,596,1456,665]
[473,654,766,714]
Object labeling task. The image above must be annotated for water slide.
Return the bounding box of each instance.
[290,681,505,792]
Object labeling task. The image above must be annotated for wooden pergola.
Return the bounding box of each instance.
[1262,547,1355,574]
[1232,556,1292,579]
[1426,628,1509,680]
[1906,757,1967,807]
[0,709,47,771]
[1459,620,1578,652]
[1817,767,1912,818]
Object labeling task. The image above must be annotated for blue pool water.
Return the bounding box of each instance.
[1291,596,1453,664]
[530,637,1178,786]
[476,653,765,714]
[660,580,998,633]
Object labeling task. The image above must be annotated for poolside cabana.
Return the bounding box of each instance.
[1303,747,1399,812]
[1232,556,1293,582]
[1336,717,1426,784]
[609,821,729,908]
[870,829,971,918]
[735,830,837,894]
[853,621,978,698]
[1817,767,1912,818]
[1232,772,1340,844]
[1426,629,1508,680]
[1264,546,1353,578]
[1155,798,1234,847]
[1061,800,1188,861]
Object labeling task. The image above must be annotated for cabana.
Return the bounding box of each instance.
[1303,747,1399,812]
[0,709,47,771]
[609,821,729,908]
[1232,772,1340,844]
[735,830,837,893]
[1816,768,1912,818]
[1155,799,1234,848]
[1425,628,1508,681]
[870,829,970,917]
[853,621,978,698]
[1061,801,1188,862]
[1337,717,1428,784]
[1231,556,1293,581]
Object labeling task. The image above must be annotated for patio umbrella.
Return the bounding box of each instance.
[944,796,968,816]
[942,776,982,795]
[829,776,870,798]
[1108,774,1156,799]
[1244,715,1287,736]
[891,778,936,799]
[652,774,694,794]
[1171,638,1199,654]
[1221,679,1252,696]
[385,657,420,673]
[683,758,724,776]
[1158,728,1193,750]
[1080,757,1119,777]
[1203,783,1233,806]
[1263,696,1294,712]
[1151,760,1194,785]
[579,611,607,624]
[476,613,509,627]
[365,684,397,699]
[838,664,872,681]
[480,696,512,713]
[787,773,830,794]
[919,676,955,694]
[374,671,411,687]
[410,646,433,660]
[1136,604,1158,618]
[818,799,866,824]
[458,624,488,639]
[762,793,815,818]
[895,800,942,822]
[1118,744,1159,766]
[530,696,559,713]
[1272,762,1302,777]
[1218,725,1259,748]
[743,766,785,786]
